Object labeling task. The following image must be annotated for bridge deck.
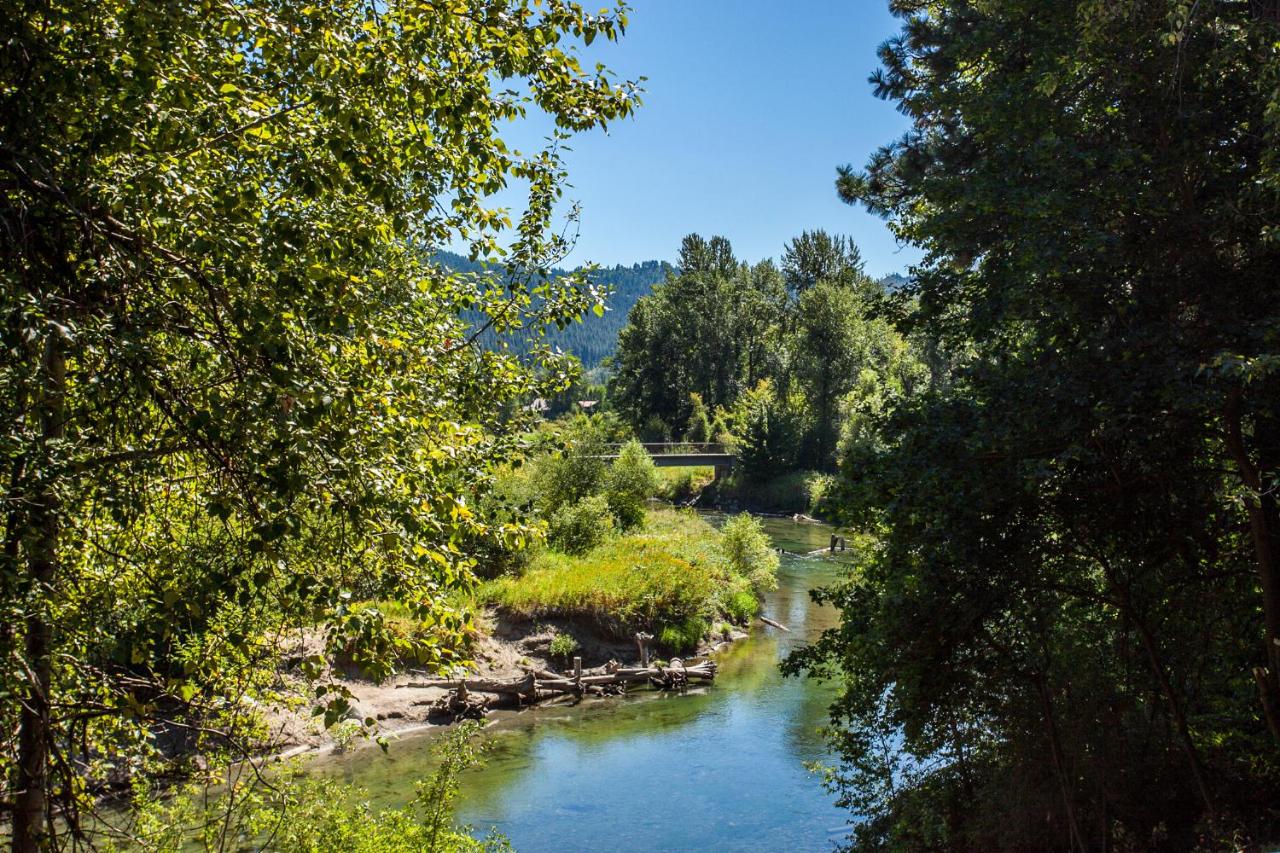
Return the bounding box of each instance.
[591,442,736,472]
[594,453,734,468]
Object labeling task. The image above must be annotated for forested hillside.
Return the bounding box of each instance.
[443,249,906,370]
[438,250,670,368]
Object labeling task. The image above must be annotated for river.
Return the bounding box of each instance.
[316,513,853,851]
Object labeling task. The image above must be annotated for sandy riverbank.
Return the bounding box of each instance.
[263,611,751,759]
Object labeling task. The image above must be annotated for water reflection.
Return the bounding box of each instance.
[317,514,853,852]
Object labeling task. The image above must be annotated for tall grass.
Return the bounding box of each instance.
[477,508,766,653]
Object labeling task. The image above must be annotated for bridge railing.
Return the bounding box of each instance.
[603,442,729,455]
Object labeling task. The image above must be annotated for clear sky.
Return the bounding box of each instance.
[496,1,922,279]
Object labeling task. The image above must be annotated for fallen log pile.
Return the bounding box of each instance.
[401,657,718,720]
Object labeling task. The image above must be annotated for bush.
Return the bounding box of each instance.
[331,719,363,752]
[547,494,614,555]
[548,632,580,662]
[477,509,771,650]
[718,572,760,623]
[720,513,779,594]
[805,472,835,515]
[605,439,658,529]
[480,509,718,638]
[113,722,505,852]
[657,616,708,654]
[530,415,611,516]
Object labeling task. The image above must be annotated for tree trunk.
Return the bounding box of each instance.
[12,336,64,853]
[1099,558,1216,816]
[1223,388,1280,746]
[1129,606,1216,817]
[1035,675,1088,853]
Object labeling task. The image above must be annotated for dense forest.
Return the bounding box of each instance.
[609,230,924,477]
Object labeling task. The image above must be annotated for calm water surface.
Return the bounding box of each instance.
[317,514,854,852]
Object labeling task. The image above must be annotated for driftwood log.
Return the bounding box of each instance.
[400,659,718,710]
[759,616,790,632]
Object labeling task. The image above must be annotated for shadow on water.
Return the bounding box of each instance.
[315,513,855,852]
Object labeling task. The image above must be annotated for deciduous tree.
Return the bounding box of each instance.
[0,1,638,846]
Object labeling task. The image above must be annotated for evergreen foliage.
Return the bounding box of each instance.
[787,1,1280,848]
[442,251,671,369]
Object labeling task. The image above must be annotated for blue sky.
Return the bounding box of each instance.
[495,1,921,279]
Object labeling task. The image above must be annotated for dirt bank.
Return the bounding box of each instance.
[264,610,750,758]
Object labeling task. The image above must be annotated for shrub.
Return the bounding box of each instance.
[530,415,611,516]
[720,513,779,594]
[805,472,835,515]
[657,616,708,654]
[605,439,658,529]
[719,577,760,623]
[548,632,580,663]
[479,509,718,638]
[547,494,614,555]
[331,719,363,752]
[114,722,504,852]
[477,509,769,652]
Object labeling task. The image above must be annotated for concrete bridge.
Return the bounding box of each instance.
[598,442,736,478]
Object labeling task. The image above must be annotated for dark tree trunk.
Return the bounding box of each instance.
[1035,675,1088,853]
[12,337,64,853]
[1223,388,1280,746]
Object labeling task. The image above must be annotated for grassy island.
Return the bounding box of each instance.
[478,508,772,653]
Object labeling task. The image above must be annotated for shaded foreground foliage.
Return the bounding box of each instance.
[106,722,502,852]
[786,1,1280,850]
[0,0,639,847]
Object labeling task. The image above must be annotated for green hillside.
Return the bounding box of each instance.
[438,250,671,369]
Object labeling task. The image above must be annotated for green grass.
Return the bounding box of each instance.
[476,508,762,653]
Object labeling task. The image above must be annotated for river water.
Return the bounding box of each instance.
[317,514,853,852]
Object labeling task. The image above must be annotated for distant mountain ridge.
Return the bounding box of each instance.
[437,250,906,369]
[879,273,910,292]
[436,250,672,369]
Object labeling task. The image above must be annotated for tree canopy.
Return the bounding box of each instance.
[788,1,1280,848]
[609,231,918,472]
[0,1,638,847]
